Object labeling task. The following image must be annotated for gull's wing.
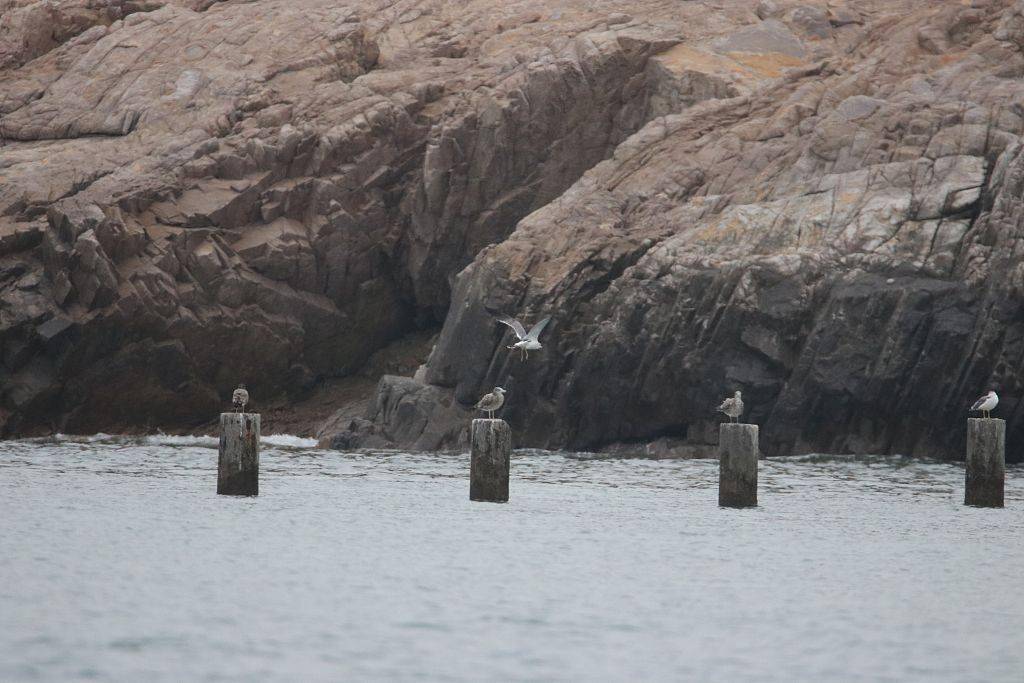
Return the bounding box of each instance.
[970,394,988,411]
[525,316,551,341]
[476,393,499,409]
[717,398,732,411]
[496,315,526,340]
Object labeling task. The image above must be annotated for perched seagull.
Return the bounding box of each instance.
[475,387,507,419]
[232,384,249,413]
[969,390,998,419]
[497,314,551,361]
[718,390,744,423]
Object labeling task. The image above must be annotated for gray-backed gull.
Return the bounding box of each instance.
[497,314,551,360]
[969,390,998,418]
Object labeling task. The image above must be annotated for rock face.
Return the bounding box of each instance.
[3,1,1024,461]
[0,0,688,434]
[333,0,1024,462]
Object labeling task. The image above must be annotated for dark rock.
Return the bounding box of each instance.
[35,316,76,352]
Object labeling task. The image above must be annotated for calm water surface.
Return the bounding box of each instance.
[1,435,1022,682]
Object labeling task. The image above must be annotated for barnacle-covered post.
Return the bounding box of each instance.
[718,423,758,508]
[218,412,260,496]
[470,419,511,502]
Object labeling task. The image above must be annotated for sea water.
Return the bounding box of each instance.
[1,435,1022,682]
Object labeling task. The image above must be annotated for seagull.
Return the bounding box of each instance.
[717,390,744,423]
[969,390,998,419]
[497,314,551,360]
[475,386,507,419]
[232,384,249,413]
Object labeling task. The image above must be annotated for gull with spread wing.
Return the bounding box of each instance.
[497,314,551,361]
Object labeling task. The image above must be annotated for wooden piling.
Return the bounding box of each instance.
[718,423,758,508]
[965,417,1004,508]
[218,412,260,496]
[470,418,511,502]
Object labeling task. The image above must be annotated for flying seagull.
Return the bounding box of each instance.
[969,390,998,419]
[232,384,249,413]
[718,390,744,423]
[475,386,507,419]
[497,314,551,360]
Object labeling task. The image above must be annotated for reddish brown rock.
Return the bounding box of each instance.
[0,0,694,435]
[3,1,1024,462]
[336,1,1024,461]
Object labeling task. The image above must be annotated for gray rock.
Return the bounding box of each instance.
[712,20,806,59]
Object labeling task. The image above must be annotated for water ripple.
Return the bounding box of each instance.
[0,437,1022,682]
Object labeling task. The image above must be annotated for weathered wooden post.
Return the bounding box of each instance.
[470,419,511,502]
[718,423,758,507]
[965,417,1004,507]
[218,412,259,496]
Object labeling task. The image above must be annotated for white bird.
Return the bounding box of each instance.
[718,390,744,423]
[497,314,551,361]
[969,390,998,419]
[232,384,249,413]
[475,387,507,419]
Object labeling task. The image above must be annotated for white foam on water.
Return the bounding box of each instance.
[18,433,318,450]
[141,434,219,449]
[261,434,318,449]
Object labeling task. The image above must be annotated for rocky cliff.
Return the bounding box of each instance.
[2,0,1022,460]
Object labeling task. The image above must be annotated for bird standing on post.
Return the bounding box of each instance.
[718,390,744,423]
[232,384,249,414]
[969,390,998,418]
[475,387,507,419]
[497,314,551,361]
